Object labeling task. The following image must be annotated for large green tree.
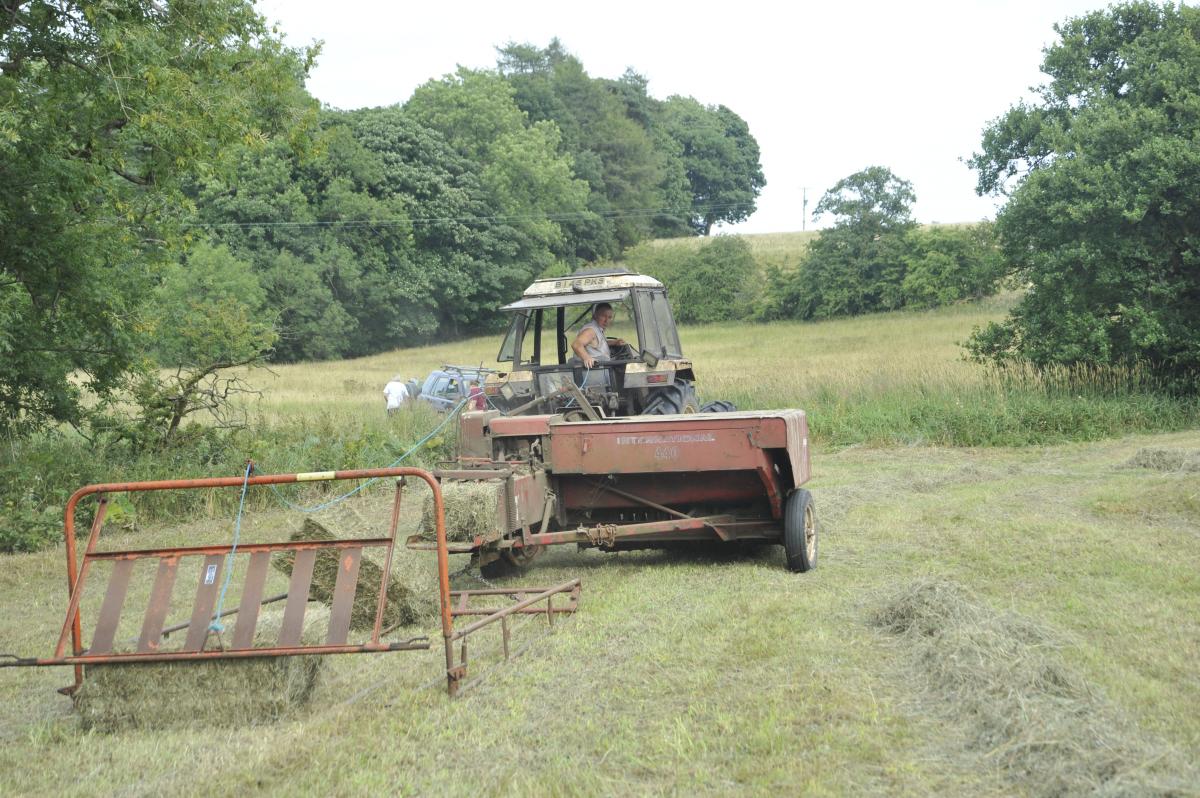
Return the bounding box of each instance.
[121,241,278,447]
[405,67,589,271]
[782,166,917,319]
[967,2,1200,389]
[497,41,690,256]
[0,0,315,428]
[195,102,576,359]
[659,96,765,235]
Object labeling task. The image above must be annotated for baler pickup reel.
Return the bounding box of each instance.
[0,466,580,698]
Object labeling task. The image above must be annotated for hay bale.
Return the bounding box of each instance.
[871,579,1197,796]
[419,480,504,542]
[1123,447,1200,472]
[275,519,436,630]
[73,606,327,732]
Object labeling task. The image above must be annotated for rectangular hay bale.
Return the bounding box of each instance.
[275,519,437,630]
[73,605,329,732]
[419,480,505,543]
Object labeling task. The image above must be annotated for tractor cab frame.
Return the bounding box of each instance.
[486,268,699,417]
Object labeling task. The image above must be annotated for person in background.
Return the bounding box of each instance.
[383,375,409,414]
[467,379,486,410]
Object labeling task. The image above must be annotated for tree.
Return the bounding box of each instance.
[122,242,277,447]
[902,224,1005,309]
[790,167,916,318]
[0,0,315,429]
[193,117,436,361]
[623,235,757,323]
[659,96,766,234]
[497,42,687,257]
[405,67,589,271]
[967,3,1200,389]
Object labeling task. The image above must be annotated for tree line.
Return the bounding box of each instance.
[1,5,764,436]
[622,168,1005,326]
[2,0,1197,449]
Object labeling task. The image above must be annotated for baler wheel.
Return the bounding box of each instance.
[783,489,818,573]
[480,544,545,578]
[699,400,737,413]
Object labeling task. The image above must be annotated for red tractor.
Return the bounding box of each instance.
[410,268,818,574]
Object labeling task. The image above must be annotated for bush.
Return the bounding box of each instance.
[622,235,757,322]
[902,224,1005,309]
[759,222,1005,321]
[0,403,458,554]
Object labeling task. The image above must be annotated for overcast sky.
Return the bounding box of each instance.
[258,0,1106,234]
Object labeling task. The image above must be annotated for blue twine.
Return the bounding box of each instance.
[561,365,592,409]
[210,460,253,633]
[265,397,469,515]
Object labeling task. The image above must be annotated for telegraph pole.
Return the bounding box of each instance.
[801,187,810,231]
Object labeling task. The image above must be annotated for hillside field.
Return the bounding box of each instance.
[0,300,1197,796]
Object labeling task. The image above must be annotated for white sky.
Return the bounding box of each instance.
[258,0,1103,234]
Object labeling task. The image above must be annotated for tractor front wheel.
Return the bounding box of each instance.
[783,489,818,573]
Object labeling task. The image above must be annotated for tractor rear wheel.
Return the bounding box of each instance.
[642,380,699,415]
[700,400,737,413]
[783,489,818,573]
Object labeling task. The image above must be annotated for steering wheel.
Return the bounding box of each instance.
[608,341,634,360]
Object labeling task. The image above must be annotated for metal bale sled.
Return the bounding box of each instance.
[0,466,580,698]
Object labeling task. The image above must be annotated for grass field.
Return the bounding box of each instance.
[0,297,1197,795]
[647,230,818,272]
[248,292,1197,448]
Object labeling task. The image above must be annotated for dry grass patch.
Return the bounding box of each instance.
[871,578,1197,797]
[1123,447,1200,472]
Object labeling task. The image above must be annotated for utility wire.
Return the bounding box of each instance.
[177,200,754,231]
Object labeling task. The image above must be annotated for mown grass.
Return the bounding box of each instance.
[0,432,1196,795]
[1,292,1197,794]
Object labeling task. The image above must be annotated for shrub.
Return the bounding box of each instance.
[902,224,1005,309]
[0,403,457,554]
[759,222,1005,321]
[622,235,757,322]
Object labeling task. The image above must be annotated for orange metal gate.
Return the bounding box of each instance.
[1,466,580,697]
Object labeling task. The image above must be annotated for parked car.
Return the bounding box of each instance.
[414,365,493,412]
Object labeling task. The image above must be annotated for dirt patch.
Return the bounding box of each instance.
[871,578,1196,796]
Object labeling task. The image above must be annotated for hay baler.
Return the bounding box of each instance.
[411,407,818,573]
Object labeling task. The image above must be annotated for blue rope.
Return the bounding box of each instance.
[265,397,469,515]
[210,460,253,633]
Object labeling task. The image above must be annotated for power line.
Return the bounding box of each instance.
[178,201,756,230]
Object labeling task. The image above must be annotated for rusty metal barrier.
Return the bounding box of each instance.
[0,465,581,698]
[444,580,582,696]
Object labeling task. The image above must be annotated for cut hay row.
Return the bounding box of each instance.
[871,579,1197,797]
[1123,447,1200,472]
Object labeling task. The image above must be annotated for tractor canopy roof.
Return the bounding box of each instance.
[501,267,664,311]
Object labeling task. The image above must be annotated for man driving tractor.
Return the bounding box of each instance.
[571,302,626,368]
